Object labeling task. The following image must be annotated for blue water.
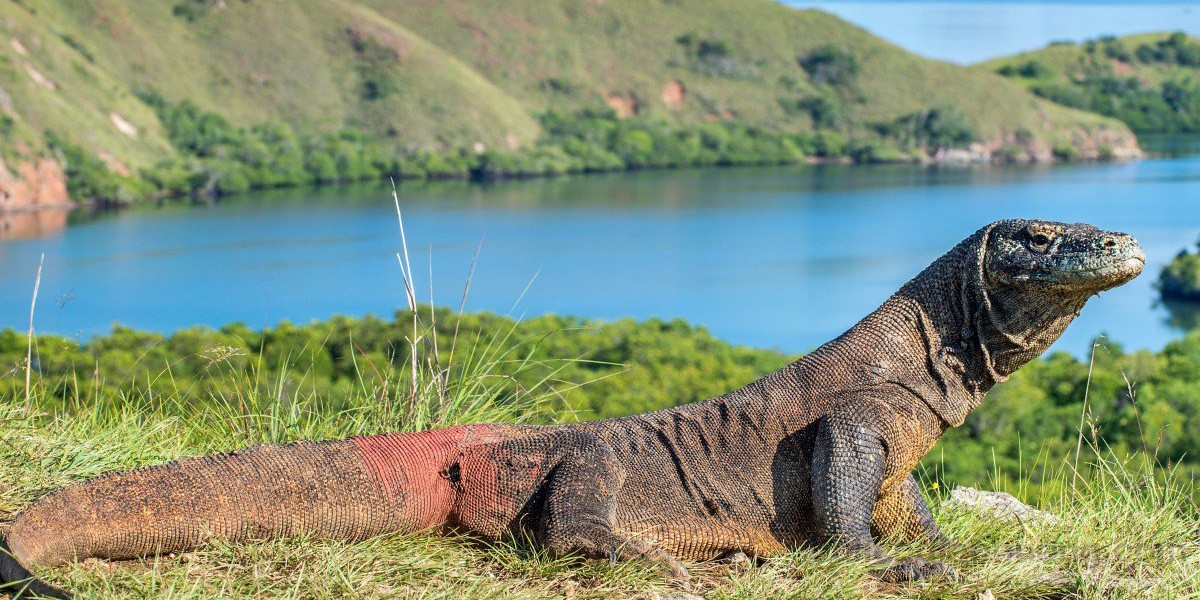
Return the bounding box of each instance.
[2,159,1199,358]
[785,1,1200,64]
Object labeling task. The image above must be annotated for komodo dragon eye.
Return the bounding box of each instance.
[1027,230,1053,251]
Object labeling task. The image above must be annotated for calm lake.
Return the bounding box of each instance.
[2,157,1199,358]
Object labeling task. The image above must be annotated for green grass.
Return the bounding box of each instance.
[2,314,1197,598]
[356,0,1121,145]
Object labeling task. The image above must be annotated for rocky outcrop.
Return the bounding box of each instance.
[942,486,1060,524]
[1068,126,1143,161]
[606,92,640,118]
[925,125,1142,166]
[661,80,686,110]
[0,157,69,213]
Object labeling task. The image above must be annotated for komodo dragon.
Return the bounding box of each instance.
[0,219,1145,597]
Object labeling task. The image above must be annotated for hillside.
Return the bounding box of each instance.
[0,0,1137,209]
[981,32,1200,134]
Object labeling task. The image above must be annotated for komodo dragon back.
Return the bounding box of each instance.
[1,220,1145,597]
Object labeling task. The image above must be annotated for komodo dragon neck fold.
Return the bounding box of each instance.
[761,221,1070,429]
[1,219,1145,598]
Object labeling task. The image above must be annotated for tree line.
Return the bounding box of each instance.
[50,93,981,206]
[5,309,1198,499]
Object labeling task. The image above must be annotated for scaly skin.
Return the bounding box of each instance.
[0,220,1145,597]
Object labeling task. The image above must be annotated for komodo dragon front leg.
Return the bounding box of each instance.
[812,399,956,582]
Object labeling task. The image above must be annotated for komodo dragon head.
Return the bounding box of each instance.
[975,219,1144,375]
[900,219,1144,426]
[982,219,1145,294]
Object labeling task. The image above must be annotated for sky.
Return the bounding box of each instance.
[782,1,1200,64]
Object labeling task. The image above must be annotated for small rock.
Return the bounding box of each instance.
[977,590,996,600]
[634,593,702,600]
[662,594,703,600]
[720,549,753,575]
[24,63,55,91]
[724,550,751,566]
[942,486,1060,525]
[553,578,580,598]
[110,112,139,139]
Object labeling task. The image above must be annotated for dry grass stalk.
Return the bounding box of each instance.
[24,252,44,412]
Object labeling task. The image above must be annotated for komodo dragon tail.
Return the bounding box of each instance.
[0,428,472,598]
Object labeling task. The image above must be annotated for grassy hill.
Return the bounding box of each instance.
[0,0,1136,207]
[980,32,1200,134]
[355,0,1116,142]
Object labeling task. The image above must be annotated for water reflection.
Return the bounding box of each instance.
[1141,134,1200,159]
[1163,298,1200,333]
[0,209,68,240]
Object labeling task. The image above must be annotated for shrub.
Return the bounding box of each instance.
[1160,242,1200,301]
[1052,144,1078,161]
[798,45,860,87]
[538,78,579,96]
[873,107,976,151]
[996,144,1025,163]
[213,164,252,195]
[1135,32,1200,67]
[1018,60,1052,78]
[306,151,340,184]
[349,33,401,101]
[1100,36,1132,62]
[171,0,212,22]
[809,131,847,157]
[792,94,842,129]
[1136,43,1159,64]
[44,131,151,205]
[675,32,756,78]
[57,33,94,63]
[996,60,1051,78]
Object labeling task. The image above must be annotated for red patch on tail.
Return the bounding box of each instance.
[352,427,469,530]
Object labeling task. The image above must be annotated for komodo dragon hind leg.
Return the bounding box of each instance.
[871,473,951,546]
[536,431,689,583]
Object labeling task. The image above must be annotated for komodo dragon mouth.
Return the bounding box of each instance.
[1,219,1143,598]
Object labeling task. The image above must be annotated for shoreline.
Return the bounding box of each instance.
[0,146,1155,220]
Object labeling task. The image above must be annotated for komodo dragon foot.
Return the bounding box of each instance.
[873,556,958,583]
